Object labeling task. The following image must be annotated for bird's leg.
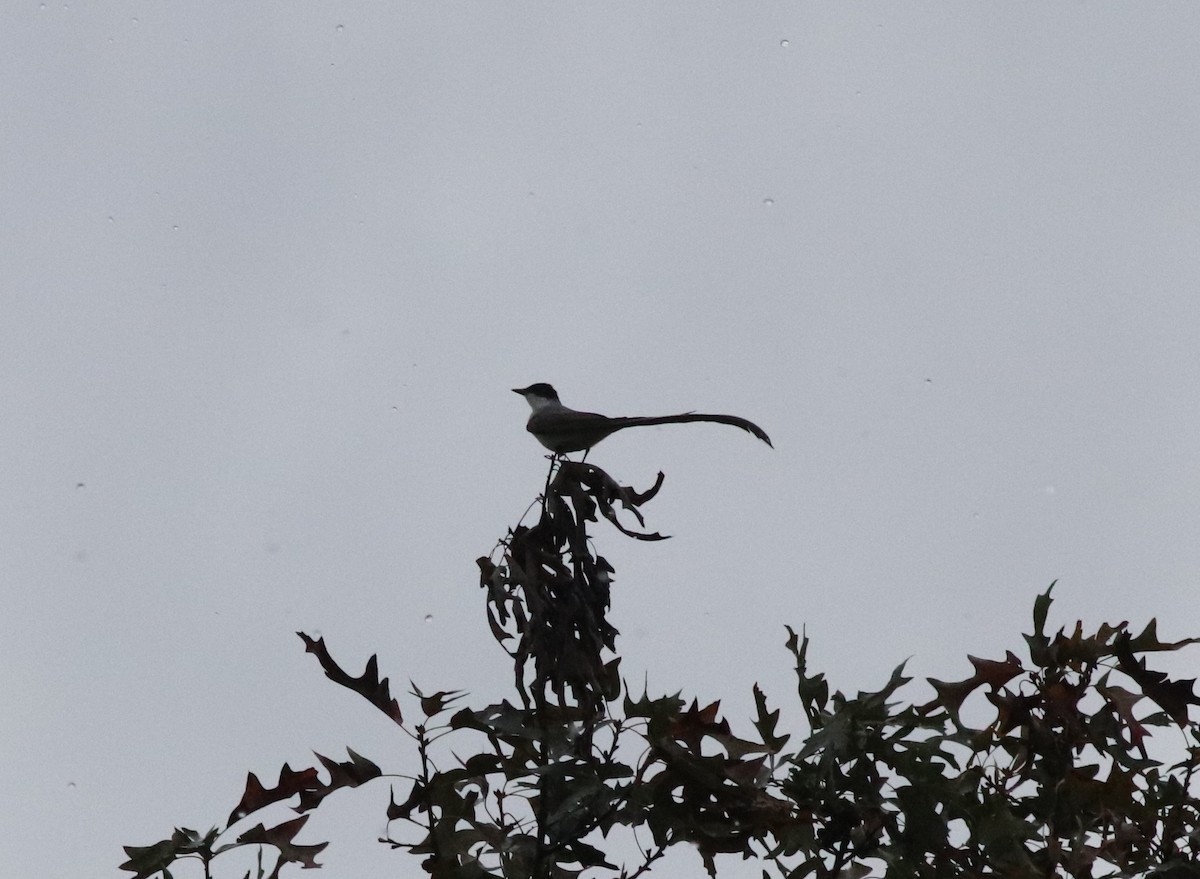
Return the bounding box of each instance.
[540,453,559,511]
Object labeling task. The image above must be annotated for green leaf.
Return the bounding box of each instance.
[1126,618,1200,653]
[785,625,829,718]
[1032,582,1055,635]
[236,815,328,869]
[119,827,219,879]
[752,683,791,752]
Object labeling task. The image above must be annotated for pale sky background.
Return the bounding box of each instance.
[3,4,1200,877]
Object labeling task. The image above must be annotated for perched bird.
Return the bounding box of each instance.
[512,383,772,455]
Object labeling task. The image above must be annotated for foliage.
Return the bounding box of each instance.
[123,459,1200,878]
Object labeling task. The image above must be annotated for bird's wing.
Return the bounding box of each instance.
[526,408,622,452]
[527,408,612,433]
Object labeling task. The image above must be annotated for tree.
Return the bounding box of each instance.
[122,460,1200,878]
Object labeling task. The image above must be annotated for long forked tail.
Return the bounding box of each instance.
[615,413,773,448]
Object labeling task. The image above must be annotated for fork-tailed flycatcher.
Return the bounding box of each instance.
[513,383,772,454]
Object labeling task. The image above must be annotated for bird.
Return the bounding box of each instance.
[512,383,772,455]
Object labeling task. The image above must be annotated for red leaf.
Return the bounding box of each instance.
[227,764,320,826]
[297,632,403,725]
[296,749,383,812]
[1098,684,1149,751]
[968,652,1023,689]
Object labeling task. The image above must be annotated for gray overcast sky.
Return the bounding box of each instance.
[3,4,1200,877]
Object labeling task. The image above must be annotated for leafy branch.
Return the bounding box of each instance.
[123,460,1200,878]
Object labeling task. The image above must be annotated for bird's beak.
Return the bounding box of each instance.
[512,387,528,395]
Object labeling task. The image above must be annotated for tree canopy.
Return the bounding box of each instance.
[123,460,1200,878]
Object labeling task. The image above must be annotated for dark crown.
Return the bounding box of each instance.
[520,383,558,399]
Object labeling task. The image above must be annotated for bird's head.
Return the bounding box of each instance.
[512,383,560,411]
